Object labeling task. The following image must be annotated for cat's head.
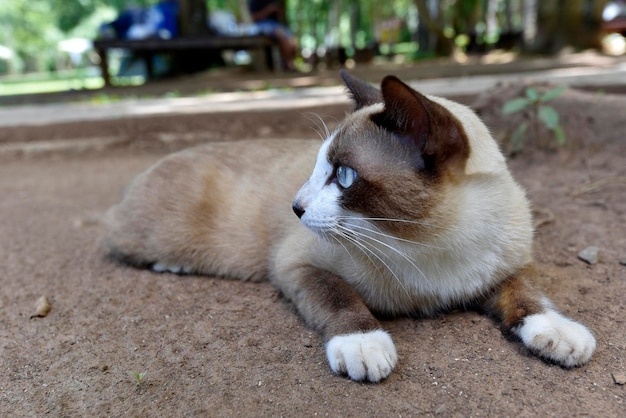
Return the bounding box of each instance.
[292,71,504,241]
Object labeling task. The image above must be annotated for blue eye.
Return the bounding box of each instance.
[336,166,357,188]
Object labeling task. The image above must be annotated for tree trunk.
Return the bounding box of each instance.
[237,0,252,24]
[179,0,210,36]
[525,0,610,54]
[413,0,454,56]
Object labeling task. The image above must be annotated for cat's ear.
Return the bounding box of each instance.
[372,75,469,172]
[340,70,382,110]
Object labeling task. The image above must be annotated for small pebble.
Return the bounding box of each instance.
[577,246,599,265]
[73,215,100,228]
[30,295,51,318]
[612,372,626,385]
[619,259,626,267]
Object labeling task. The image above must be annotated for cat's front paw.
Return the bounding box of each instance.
[325,330,397,382]
[517,310,596,367]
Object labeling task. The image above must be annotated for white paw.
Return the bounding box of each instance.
[517,310,596,367]
[152,262,192,274]
[325,330,397,382]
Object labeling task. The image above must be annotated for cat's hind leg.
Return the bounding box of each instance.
[484,266,596,367]
[102,153,215,275]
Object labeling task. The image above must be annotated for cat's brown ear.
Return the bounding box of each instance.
[340,70,382,110]
[372,75,469,172]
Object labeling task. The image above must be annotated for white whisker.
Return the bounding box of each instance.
[333,226,411,299]
[331,229,383,275]
[336,215,464,239]
[338,224,429,286]
[345,222,445,250]
[302,112,332,141]
[336,215,459,232]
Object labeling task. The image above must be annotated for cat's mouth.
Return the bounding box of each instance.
[298,215,340,237]
[300,213,374,248]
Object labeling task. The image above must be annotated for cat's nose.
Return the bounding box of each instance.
[292,203,305,218]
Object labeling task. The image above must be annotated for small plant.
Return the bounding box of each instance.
[502,86,566,153]
[130,370,147,387]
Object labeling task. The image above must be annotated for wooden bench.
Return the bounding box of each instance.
[94,35,281,86]
[602,17,626,35]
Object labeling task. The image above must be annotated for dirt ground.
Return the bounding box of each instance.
[0,60,625,416]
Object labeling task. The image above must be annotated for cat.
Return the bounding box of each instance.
[104,71,596,382]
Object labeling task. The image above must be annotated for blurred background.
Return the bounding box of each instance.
[0,0,625,96]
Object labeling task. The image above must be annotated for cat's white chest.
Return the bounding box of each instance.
[320,238,506,315]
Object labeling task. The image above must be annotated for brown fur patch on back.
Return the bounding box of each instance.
[179,171,220,251]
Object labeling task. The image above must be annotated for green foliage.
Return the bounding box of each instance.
[67,7,118,39]
[0,1,61,71]
[0,0,152,73]
[0,1,607,78]
[0,74,104,96]
[53,0,96,33]
[502,86,566,153]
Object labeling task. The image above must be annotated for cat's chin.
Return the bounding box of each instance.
[299,218,338,237]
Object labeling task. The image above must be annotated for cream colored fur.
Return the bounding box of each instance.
[105,77,594,383]
[105,139,318,281]
[278,98,532,315]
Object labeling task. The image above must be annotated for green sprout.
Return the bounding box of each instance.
[130,371,147,387]
[502,86,567,153]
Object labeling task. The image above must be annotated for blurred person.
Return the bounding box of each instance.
[248,0,297,70]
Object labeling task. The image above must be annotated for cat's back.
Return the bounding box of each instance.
[104,139,319,280]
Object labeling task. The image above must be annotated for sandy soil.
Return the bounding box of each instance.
[0,66,625,416]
